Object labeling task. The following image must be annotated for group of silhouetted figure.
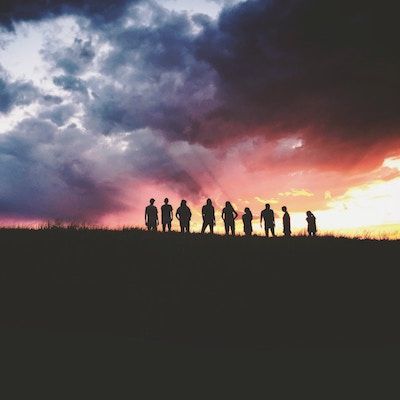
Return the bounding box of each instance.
[145,198,318,237]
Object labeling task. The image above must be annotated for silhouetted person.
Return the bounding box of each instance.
[222,201,238,235]
[260,203,276,237]
[145,198,158,231]
[282,206,291,237]
[242,207,253,236]
[176,200,192,233]
[306,211,317,236]
[161,198,173,232]
[201,198,215,234]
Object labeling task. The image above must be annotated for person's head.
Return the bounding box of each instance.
[244,207,250,214]
[225,201,231,208]
[282,206,287,212]
[181,200,187,207]
[206,198,212,206]
[149,198,155,205]
[164,198,169,204]
[265,203,270,210]
[306,210,312,217]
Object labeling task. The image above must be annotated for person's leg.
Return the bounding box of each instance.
[201,221,206,233]
[232,222,235,236]
[180,222,184,233]
[224,221,229,235]
[162,223,166,232]
[210,223,214,234]
[271,225,275,237]
[167,222,171,232]
[187,221,190,233]
[265,226,269,237]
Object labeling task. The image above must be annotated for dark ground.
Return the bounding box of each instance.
[1,228,399,394]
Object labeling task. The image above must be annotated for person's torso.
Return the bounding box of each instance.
[146,205,157,219]
[262,209,274,222]
[178,206,191,219]
[203,205,214,219]
[223,208,235,221]
[242,214,252,225]
[162,204,172,219]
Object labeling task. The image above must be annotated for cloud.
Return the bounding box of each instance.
[0,0,136,30]
[255,196,278,204]
[81,0,400,169]
[279,189,314,198]
[53,75,88,94]
[38,103,77,126]
[191,0,400,151]
[79,2,218,139]
[0,71,39,113]
[43,38,96,75]
[0,116,205,222]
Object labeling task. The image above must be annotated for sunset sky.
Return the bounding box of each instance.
[0,0,399,237]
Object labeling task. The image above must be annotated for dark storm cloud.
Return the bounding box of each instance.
[39,103,77,126]
[0,117,202,221]
[41,94,64,105]
[0,74,38,113]
[53,75,88,94]
[75,0,400,154]
[43,38,96,75]
[0,118,126,221]
[192,0,400,144]
[0,0,137,29]
[4,0,400,148]
[83,3,218,139]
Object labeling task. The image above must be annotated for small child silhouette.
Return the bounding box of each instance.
[306,211,317,236]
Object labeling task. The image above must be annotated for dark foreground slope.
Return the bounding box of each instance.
[0,228,399,348]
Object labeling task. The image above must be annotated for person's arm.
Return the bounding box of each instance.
[221,209,225,221]
[170,207,173,221]
[272,211,275,225]
[145,208,148,226]
[156,209,159,225]
[189,209,192,220]
[175,209,180,220]
[233,210,238,220]
[260,212,263,228]
[212,208,216,224]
